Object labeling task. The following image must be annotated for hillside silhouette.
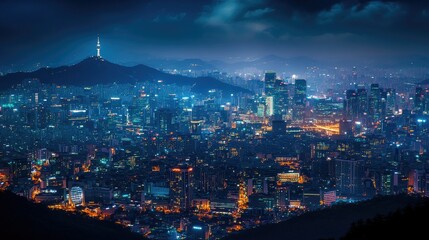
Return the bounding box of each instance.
[224,195,426,240]
[342,198,429,239]
[0,191,144,240]
[0,57,250,95]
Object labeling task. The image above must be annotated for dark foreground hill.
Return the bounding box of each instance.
[224,195,427,240]
[342,198,429,239]
[0,191,144,240]
[0,57,250,95]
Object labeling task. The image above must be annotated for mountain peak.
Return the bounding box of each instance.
[77,56,110,65]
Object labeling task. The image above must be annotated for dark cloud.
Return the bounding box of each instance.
[153,12,187,22]
[1,0,429,68]
[244,7,274,18]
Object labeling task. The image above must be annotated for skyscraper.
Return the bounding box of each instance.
[264,72,276,96]
[415,86,425,115]
[266,96,274,116]
[335,158,364,198]
[368,83,381,122]
[263,72,289,119]
[170,164,194,210]
[356,87,367,119]
[155,108,174,133]
[273,79,289,119]
[293,79,307,122]
[385,88,396,116]
[344,89,357,120]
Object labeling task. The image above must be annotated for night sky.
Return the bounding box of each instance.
[1,0,429,68]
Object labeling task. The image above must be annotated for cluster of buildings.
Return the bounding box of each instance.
[1,59,429,239]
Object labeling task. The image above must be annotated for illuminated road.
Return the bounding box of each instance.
[302,123,340,135]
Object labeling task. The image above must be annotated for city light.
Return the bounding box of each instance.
[0,3,428,239]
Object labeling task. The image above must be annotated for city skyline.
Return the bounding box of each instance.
[2,1,429,240]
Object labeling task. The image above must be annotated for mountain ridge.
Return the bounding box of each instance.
[0,57,250,94]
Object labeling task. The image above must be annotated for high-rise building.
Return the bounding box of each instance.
[368,83,381,122]
[265,96,274,116]
[264,72,276,96]
[356,87,367,119]
[273,79,289,119]
[385,88,396,116]
[293,79,307,122]
[380,170,393,195]
[155,108,174,133]
[170,164,194,210]
[262,73,289,119]
[257,104,265,118]
[128,91,150,125]
[335,158,364,198]
[344,89,357,120]
[415,86,425,114]
[27,105,49,129]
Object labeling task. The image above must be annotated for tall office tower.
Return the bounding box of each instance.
[128,93,146,125]
[385,88,396,116]
[424,89,429,114]
[335,158,365,198]
[380,170,393,195]
[344,89,358,120]
[380,89,387,119]
[356,87,367,119]
[415,86,425,115]
[293,79,307,122]
[27,105,49,129]
[264,72,276,96]
[276,184,288,210]
[368,83,381,122]
[166,93,179,110]
[155,108,174,133]
[265,96,274,116]
[170,164,194,211]
[131,90,153,126]
[257,103,265,118]
[273,79,289,119]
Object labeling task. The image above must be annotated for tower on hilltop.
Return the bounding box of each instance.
[96,35,101,58]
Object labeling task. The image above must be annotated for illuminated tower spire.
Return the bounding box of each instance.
[96,35,101,58]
